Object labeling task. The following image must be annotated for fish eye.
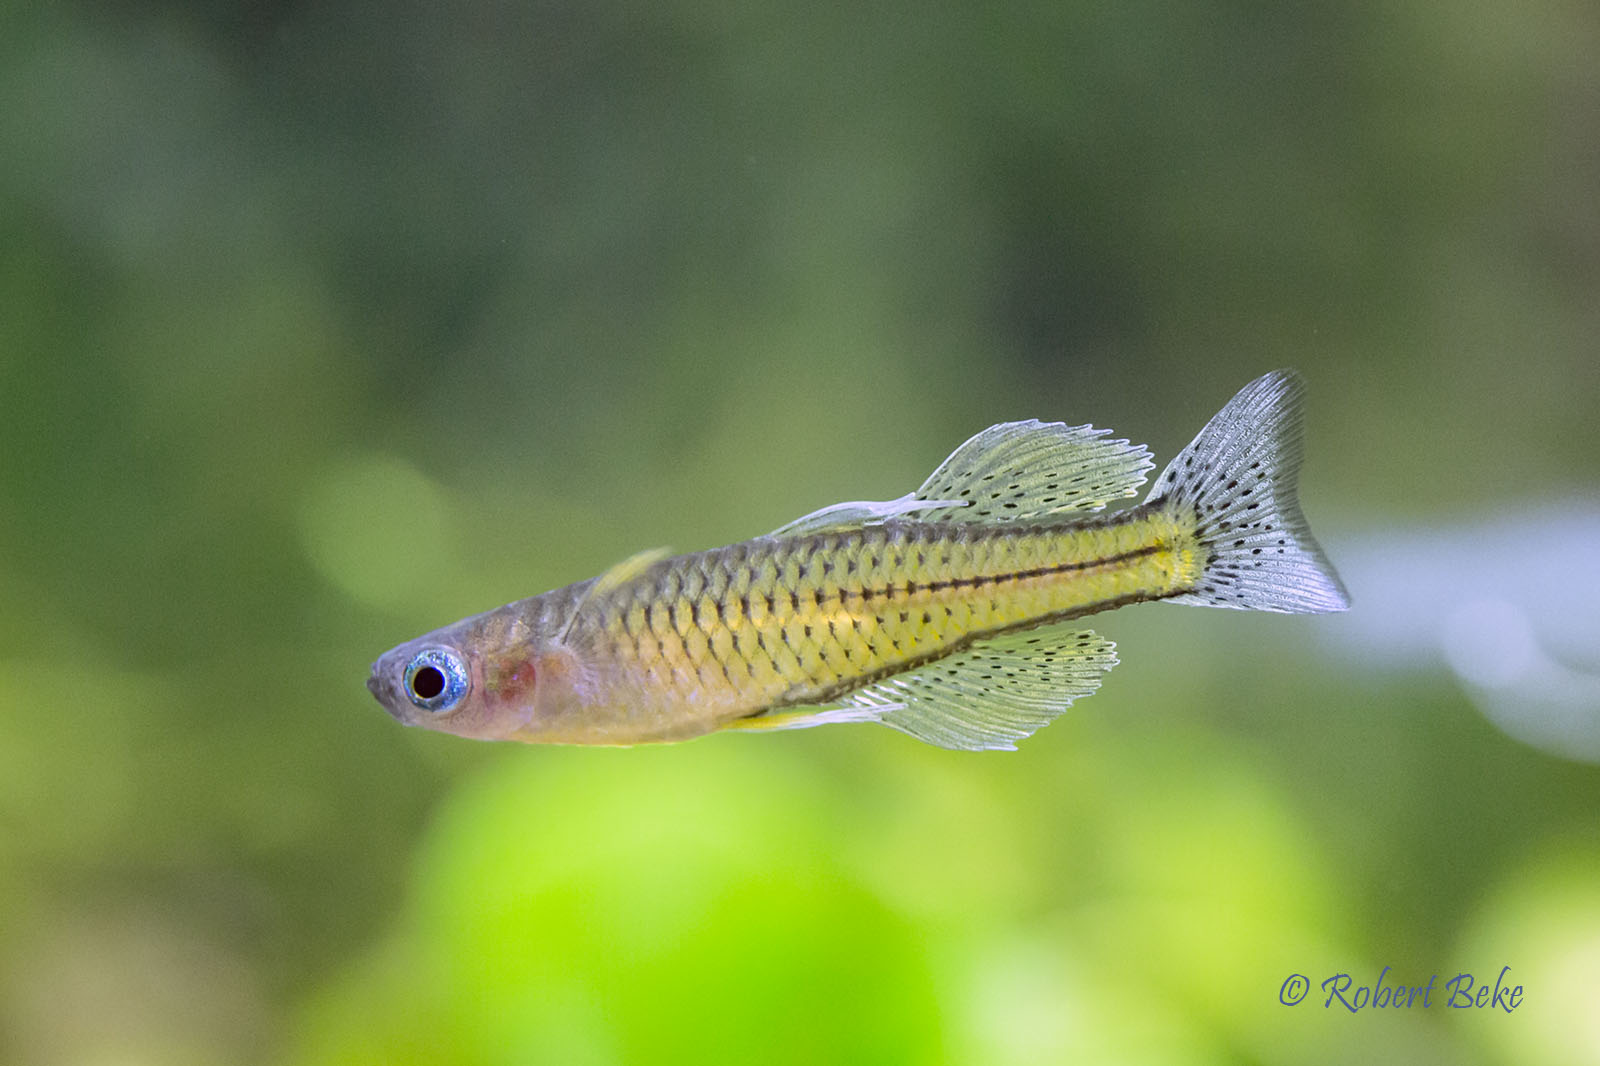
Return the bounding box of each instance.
[403,648,469,712]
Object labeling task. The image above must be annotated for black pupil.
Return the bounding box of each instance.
[411,665,446,700]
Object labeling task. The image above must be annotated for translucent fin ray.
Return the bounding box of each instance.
[771,495,966,537]
[840,626,1118,750]
[589,547,672,597]
[557,547,671,642]
[771,420,1152,536]
[720,704,891,733]
[907,420,1153,523]
[1145,369,1349,613]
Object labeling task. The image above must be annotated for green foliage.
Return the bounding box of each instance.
[294,746,944,1066]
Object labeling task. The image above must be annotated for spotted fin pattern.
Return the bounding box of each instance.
[771,420,1152,537]
[368,371,1345,751]
[825,625,1118,750]
[908,420,1154,523]
[1146,370,1349,613]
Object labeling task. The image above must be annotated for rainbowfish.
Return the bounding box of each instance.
[366,370,1348,750]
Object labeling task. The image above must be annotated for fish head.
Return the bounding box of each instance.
[366,599,576,742]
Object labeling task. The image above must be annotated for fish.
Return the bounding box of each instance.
[366,370,1349,750]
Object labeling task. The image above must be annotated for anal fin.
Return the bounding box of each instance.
[760,626,1117,750]
[863,626,1117,750]
[720,704,892,733]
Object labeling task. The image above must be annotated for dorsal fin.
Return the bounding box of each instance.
[588,546,672,598]
[770,420,1152,538]
[770,494,966,537]
[909,420,1153,523]
[557,547,671,642]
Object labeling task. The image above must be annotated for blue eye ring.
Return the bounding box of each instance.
[403,648,469,712]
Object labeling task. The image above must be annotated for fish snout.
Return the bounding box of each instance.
[366,663,405,720]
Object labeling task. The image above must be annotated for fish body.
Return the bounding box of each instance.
[367,371,1348,750]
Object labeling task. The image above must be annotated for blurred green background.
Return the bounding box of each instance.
[3,0,1599,1063]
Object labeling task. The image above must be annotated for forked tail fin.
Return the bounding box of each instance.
[1145,370,1350,613]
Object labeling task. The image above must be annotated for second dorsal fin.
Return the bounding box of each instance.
[909,420,1153,523]
[770,419,1153,537]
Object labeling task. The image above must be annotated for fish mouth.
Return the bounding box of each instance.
[366,663,405,720]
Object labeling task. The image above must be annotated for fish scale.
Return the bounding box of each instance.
[367,371,1348,749]
[580,506,1199,730]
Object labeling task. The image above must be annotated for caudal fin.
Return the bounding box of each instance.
[1146,370,1350,613]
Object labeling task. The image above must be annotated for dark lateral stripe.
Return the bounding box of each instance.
[837,543,1165,604]
[703,542,1168,635]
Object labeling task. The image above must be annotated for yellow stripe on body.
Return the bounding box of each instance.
[588,505,1204,730]
[778,507,1202,700]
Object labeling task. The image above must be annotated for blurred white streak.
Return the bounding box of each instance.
[1321,502,1600,763]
